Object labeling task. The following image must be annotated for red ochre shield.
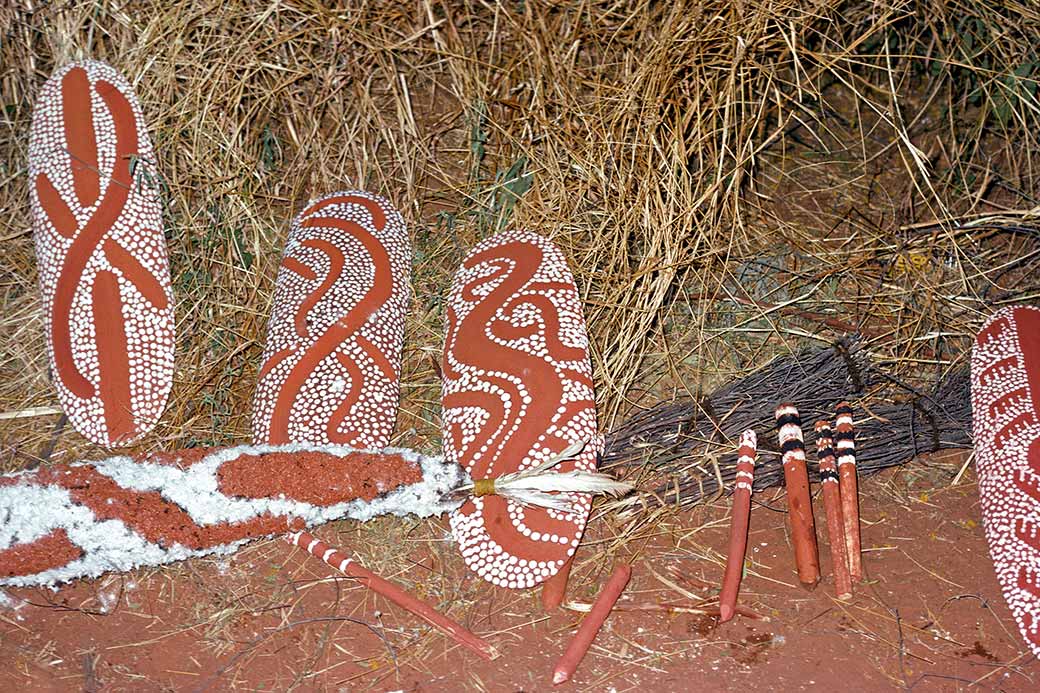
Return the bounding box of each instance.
[442,229,600,589]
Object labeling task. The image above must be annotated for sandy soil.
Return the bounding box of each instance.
[2,457,1037,692]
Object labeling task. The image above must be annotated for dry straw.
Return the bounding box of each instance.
[4,0,1038,470]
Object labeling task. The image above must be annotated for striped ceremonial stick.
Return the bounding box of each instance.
[719,430,757,622]
[552,563,632,685]
[286,529,498,661]
[834,402,863,582]
[774,403,820,589]
[815,421,853,600]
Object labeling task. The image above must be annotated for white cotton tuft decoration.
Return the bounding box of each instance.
[0,443,466,588]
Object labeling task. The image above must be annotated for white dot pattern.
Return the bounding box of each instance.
[251,192,409,449]
[971,305,1040,656]
[442,229,600,589]
[28,60,174,447]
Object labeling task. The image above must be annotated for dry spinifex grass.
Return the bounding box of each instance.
[0,0,1039,682]
[1,0,1039,458]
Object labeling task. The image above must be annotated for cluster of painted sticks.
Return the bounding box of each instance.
[718,401,864,621]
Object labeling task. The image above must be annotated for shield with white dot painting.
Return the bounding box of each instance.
[972,305,1040,656]
[29,61,174,447]
[442,229,601,589]
[252,192,410,449]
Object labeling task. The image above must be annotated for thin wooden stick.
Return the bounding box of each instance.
[552,563,632,685]
[835,402,864,582]
[815,421,853,600]
[542,559,572,610]
[564,600,767,620]
[719,429,756,622]
[0,406,63,420]
[286,529,499,661]
[775,403,820,589]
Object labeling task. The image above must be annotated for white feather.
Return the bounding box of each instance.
[446,439,633,512]
[493,490,575,513]
[495,470,633,496]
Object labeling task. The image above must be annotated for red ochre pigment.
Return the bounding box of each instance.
[217,450,422,504]
[0,529,82,578]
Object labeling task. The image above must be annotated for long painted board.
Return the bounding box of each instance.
[972,305,1040,656]
[252,192,410,449]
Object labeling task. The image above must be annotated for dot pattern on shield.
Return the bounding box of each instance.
[442,229,600,589]
[29,61,174,447]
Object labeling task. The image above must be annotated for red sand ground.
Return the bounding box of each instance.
[2,456,1037,691]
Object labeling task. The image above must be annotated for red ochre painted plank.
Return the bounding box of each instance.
[29,60,174,447]
[972,305,1040,657]
[252,192,410,449]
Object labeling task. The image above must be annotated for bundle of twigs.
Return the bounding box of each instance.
[601,338,971,509]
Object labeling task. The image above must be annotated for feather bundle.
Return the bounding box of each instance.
[446,440,633,513]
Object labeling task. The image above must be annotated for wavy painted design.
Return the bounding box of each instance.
[972,306,1040,655]
[442,230,600,589]
[251,192,410,449]
[29,61,174,446]
[0,444,461,587]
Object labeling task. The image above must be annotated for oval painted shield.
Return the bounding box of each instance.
[252,192,410,448]
[972,305,1040,656]
[29,61,174,447]
[442,229,600,589]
